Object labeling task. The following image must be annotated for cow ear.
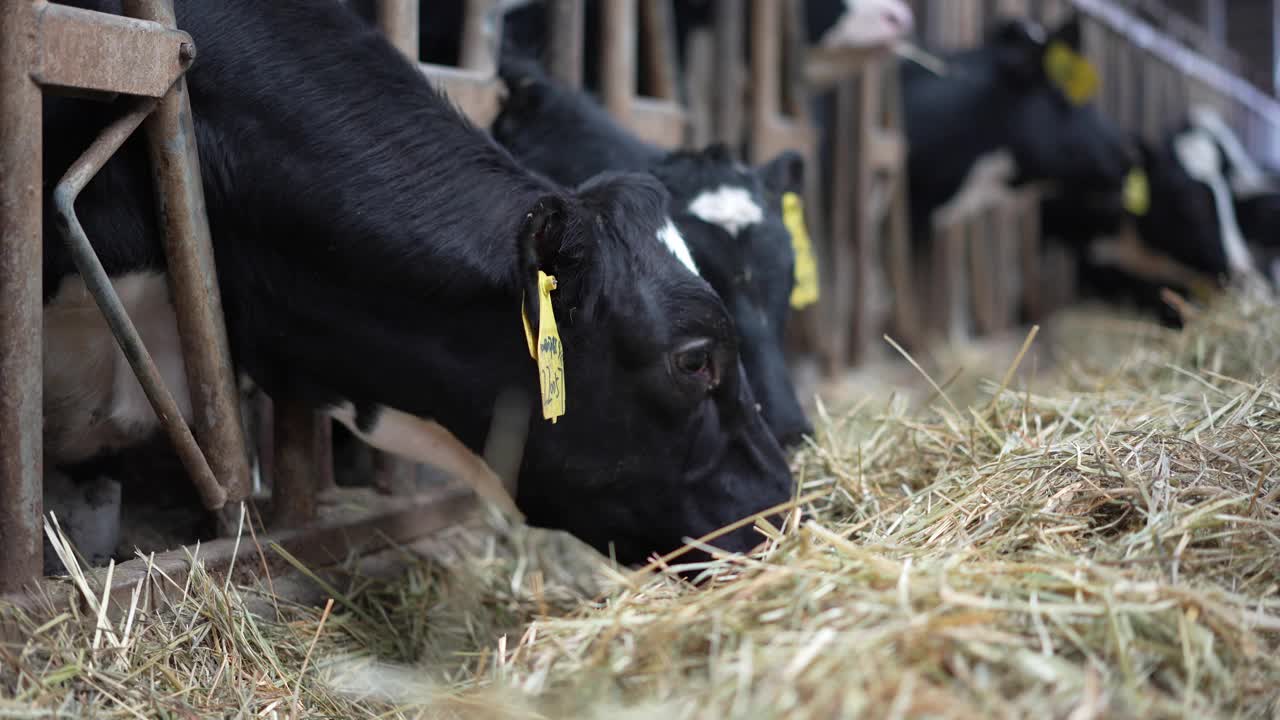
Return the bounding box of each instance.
[1047,14,1083,51]
[704,142,735,163]
[518,195,567,277]
[758,150,806,196]
[987,18,1044,83]
[517,195,568,329]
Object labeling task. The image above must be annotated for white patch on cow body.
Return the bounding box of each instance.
[1173,128,1256,277]
[687,185,764,237]
[657,218,700,275]
[933,148,1017,228]
[1188,105,1276,198]
[819,0,915,49]
[43,272,192,464]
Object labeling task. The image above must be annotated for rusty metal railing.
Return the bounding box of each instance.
[0,0,251,593]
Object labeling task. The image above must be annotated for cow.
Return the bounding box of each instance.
[42,0,794,568]
[1043,108,1275,325]
[491,56,814,448]
[1183,106,1280,285]
[1046,141,1214,327]
[901,16,1132,249]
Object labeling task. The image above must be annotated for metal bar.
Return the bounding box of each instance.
[51,97,226,513]
[377,0,420,59]
[601,0,637,123]
[1071,0,1280,124]
[546,0,584,88]
[271,396,318,527]
[122,0,253,512]
[31,2,190,99]
[0,0,44,594]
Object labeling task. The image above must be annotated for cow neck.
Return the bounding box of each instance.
[904,52,1012,213]
[192,1,554,300]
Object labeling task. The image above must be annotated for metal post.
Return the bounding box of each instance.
[0,0,43,593]
[377,0,420,59]
[546,0,584,88]
[122,0,253,512]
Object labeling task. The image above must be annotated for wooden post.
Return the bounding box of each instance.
[545,0,584,88]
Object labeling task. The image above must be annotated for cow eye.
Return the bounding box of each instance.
[671,339,719,391]
[676,348,712,376]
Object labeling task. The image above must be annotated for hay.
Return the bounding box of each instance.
[3,289,1279,719]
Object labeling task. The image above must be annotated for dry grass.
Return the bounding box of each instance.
[3,289,1279,719]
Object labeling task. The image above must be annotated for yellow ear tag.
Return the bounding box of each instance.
[1044,41,1099,106]
[784,192,819,310]
[1123,168,1150,217]
[521,271,565,423]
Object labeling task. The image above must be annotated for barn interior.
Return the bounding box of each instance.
[3,0,1279,717]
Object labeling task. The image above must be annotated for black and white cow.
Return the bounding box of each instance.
[1044,108,1275,325]
[1045,134,1215,326]
[1183,106,1280,285]
[493,57,813,447]
[44,0,793,567]
[901,16,1132,247]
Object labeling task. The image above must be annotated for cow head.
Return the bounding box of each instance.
[651,145,815,448]
[807,0,915,49]
[1129,133,1236,280]
[986,16,1132,191]
[510,172,795,566]
[493,57,813,450]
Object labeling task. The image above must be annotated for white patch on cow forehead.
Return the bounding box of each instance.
[687,185,764,237]
[657,218,700,276]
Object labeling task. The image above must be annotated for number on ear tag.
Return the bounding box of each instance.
[521,271,566,423]
[1044,41,1099,106]
[784,192,820,309]
[1123,168,1150,217]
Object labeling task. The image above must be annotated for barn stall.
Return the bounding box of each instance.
[2,0,1278,717]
